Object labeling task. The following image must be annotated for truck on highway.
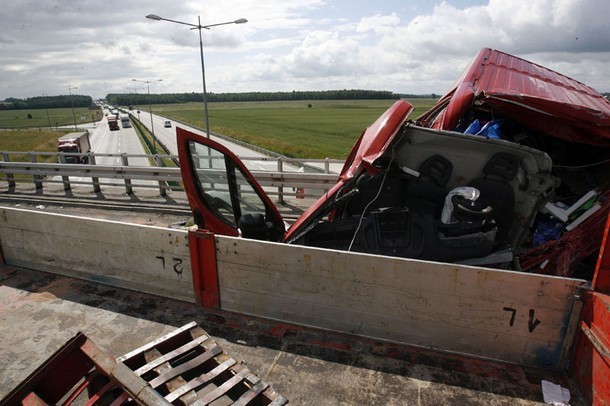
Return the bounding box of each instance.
[120,114,131,128]
[57,130,91,164]
[107,115,120,131]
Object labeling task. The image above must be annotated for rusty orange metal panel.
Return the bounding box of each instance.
[573,293,610,404]
[572,214,610,404]
[188,229,220,308]
[1,333,102,404]
[593,214,610,294]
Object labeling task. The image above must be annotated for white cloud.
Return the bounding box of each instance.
[356,13,401,34]
[0,0,608,100]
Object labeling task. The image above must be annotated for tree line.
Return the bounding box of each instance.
[105,89,414,106]
[0,95,94,110]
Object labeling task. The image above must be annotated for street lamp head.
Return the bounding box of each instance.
[145,13,247,138]
[133,78,162,84]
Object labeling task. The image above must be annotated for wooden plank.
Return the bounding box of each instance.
[0,207,194,303]
[118,321,197,364]
[233,380,269,406]
[133,334,210,376]
[164,358,237,403]
[267,396,289,406]
[215,235,586,369]
[191,368,249,406]
[149,345,224,389]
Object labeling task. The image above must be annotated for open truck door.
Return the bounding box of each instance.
[177,127,285,241]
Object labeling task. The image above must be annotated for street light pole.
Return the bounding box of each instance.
[133,78,162,151]
[42,93,52,130]
[146,14,247,138]
[127,85,141,111]
[68,85,78,130]
[197,15,211,139]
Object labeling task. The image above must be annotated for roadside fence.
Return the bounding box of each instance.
[0,151,341,203]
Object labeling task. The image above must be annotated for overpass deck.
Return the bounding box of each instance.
[0,191,581,404]
[0,264,571,405]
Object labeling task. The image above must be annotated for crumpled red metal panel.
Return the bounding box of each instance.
[519,192,610,276]
[417,48,610,147]
[284,99,413,243]
[340,99,414,180]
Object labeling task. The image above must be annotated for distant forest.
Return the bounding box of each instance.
[105,89,437,107]
[0,95,94,110]
[2,90,607,110]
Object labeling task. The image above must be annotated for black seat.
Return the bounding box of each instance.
[405,155,453,217]
[469,152,519,244]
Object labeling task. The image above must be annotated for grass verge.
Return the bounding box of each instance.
[152,99,437,159]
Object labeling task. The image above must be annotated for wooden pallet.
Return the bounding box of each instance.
[2,321,287,405]
[117,321,288,405]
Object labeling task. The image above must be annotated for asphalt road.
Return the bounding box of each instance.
[92,115,149,167]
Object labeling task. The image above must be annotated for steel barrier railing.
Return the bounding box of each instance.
[0,159,340,201]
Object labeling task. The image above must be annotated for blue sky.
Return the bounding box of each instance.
[0,0,608,100]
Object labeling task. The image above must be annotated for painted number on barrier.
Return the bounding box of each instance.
[503,307,541,332]
[156,256,185,276]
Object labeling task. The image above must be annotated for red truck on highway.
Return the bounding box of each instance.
[57,131,91,164]
[108,115,120,131]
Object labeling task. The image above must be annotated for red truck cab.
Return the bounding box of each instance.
[108,116,120,131]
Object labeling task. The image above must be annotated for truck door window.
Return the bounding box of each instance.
[188,141,273,228]
[189,142,236,225]
[233,165,270,219]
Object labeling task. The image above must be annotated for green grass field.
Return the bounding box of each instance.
[0,129,65,163]
[151,99,437,159]
[0,107,102,130]
[1,99,437,159]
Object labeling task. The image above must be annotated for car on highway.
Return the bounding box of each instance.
[177,48,610,278]
[164,120,172,128]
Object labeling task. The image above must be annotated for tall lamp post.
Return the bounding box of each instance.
[68,85,78,130]
[146,13,247,138]
[42,93,52,130]
[127,85,142,112]
[132,78,162,150]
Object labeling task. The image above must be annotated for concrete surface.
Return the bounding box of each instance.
[0,264,582,405]
[0,182,585,405]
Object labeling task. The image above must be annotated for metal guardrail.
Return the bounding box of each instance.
[0,155,340,202]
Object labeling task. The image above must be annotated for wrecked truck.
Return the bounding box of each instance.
[177,48,610,279]
[1,48,609,404]
[169,48,610,404]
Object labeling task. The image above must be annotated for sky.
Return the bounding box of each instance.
[1,0,609,100]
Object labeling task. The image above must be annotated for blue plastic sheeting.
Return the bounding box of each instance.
[463,119,503,139]
[532,216,564,247]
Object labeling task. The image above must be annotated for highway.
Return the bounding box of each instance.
[135,109,298,173]
[90,115,149,166]
[51,106,344,198]
[53,111,156,186]
[134,108,345,174]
